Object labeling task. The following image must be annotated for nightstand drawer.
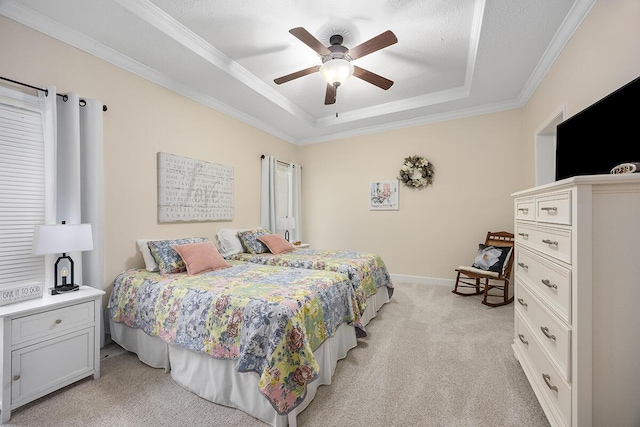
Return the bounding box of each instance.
[515,247,571,323]
[11,327,94,407]
[515,223,571,265]
[535,191,571,225]
[11,301,94,346]
[516,283,571,381]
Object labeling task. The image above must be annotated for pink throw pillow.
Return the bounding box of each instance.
[172,241,231,275]
[258,234,295,255]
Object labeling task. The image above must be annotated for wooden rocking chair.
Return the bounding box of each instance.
[452,231,515,307]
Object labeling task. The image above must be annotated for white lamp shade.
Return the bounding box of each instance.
[319,59,354,85]
[277,217,296,231]
[32,223,94,255]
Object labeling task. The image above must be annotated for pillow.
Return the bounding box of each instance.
[172,241,231,275]
[237,228,271,254]
[215,228,252,257]
[147,237,208,274]
[258,234,295,255]
[136,239,159,272]
[471,244,513,275]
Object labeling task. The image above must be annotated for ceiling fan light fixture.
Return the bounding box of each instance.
[319,59,354,86]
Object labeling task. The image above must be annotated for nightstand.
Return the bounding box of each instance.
[0,286,105,423]
[294,243,310,248]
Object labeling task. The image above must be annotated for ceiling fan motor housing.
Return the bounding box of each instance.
[322,35,350,63]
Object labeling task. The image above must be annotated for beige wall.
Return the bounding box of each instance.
[521,0,640,189]
[1,0,638,291]
[299,110,525,279]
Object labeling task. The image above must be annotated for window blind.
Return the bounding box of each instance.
[0,102,45,287]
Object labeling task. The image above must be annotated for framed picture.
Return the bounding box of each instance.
[370,180,399,210]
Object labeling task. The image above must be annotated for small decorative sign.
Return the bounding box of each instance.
[610,162,640,174]
[0,282,44,306]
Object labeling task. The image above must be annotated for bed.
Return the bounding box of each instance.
[228,249,392,322]
[108,241,392,427]
[217,228,394,325]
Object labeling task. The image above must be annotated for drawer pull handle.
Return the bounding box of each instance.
[541,279,558,289]
[541,206,557,213]
[517,262,528,269]
[517,298,528,307]
[55,319,62,324]
[540,326,556,341]
[518,334,528,345]
[518,208,529,213]
[542,373,558,392]
[542,239,558,246]
[518,232,529,238]
[12,375,20,381]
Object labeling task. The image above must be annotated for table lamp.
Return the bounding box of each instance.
[32,221,93,295]
[277,216,296,242]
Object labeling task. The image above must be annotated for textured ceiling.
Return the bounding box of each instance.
[0,0,596,145]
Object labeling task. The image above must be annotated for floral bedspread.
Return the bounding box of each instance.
[108,261,362,415]
[226,249,394,318]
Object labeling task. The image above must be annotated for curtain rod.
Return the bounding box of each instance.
[260,154,297,168]
[0,76,108,112]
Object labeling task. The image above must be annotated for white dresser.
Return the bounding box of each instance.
[0,286,104,423]
[512,174,640,427]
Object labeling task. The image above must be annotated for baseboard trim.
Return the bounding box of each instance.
[390,273,454,287]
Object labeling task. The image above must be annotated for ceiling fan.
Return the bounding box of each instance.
[274,27,398,105]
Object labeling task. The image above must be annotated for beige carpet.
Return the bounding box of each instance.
[6,283,550,427]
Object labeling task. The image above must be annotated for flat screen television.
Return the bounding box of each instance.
[555,75,640,181]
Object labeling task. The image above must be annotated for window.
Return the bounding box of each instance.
[0,93,46,287]
[276,162,292,219]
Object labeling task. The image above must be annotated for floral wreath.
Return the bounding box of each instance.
[398,155,435,189]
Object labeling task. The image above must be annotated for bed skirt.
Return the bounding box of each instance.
[108,287,390,427]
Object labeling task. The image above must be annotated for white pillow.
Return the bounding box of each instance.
[215,228,252,257]
[136,239,159,272]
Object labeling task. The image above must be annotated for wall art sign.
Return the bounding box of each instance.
[370,180,399,211]
[158,152,234,222]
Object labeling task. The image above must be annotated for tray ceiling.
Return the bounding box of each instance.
[0,0,596,145]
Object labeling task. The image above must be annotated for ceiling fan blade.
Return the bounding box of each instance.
[274,65,321,85]
[325,84,337,105]
[347,30,398,60]
[289,27,331,56]
[353,66,394,90]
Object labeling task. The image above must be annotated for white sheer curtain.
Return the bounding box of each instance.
[260,155,278,233]
[290,163,302,243]
[50,90,105,345]
[38,87,57,287]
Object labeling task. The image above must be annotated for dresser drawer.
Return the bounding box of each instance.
[535,191,571,225]
[515,197,535,221]
[516,283,571,381]
[515,223,571,265]
[515,246,571,323]
[515,314,571,427]
[11,301,94,346]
